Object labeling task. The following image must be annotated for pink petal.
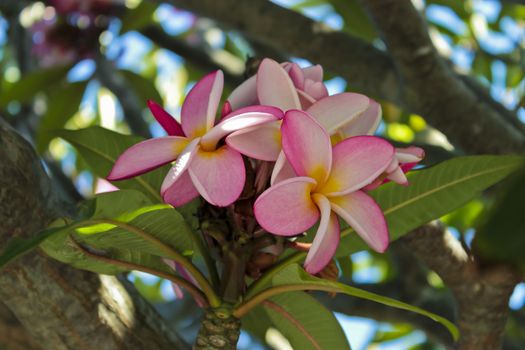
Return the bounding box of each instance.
[270,151,296,185]
[199,106,282,150]
[227,74,257,110]
[281,110,332,185]
[226,121,282,161]
[386,166,408,185]
[302,64,323,82]
[340,99,381,137]
[396,146,425,163]
[107,137,188,181]
[329,191,389,252]
[220,100,232,118]
[306,93,370,135]
[147,100,184,136]
[297,89,316,110]
[304,194,340,274]
[94,178,119,194]
[303,80,328,101]
[181,70,224,138]
[320,136,394,197]
[288,63,305,89]
[161,138,200,194]
[188,145,245,207]
[163,170,200,207]
[257,58,300,111]
[254,177,319,236]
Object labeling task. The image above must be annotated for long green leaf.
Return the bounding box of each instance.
[337,155,523,256]
[56,127,167,202]
[0,226,66,269]
[272,265,459,341]
[262,292,350,350]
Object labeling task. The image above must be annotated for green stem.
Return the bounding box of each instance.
[70,237,208,306]
[193,230,221,289]
[77,218,221,307]
[244,251,306,300]
[233,283,337,318]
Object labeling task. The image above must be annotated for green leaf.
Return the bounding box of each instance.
[272,264,459,341]
[120,1,158,33]
[120,69,163,104]
[337,155,523,256]
[263,292,350,350]
[0,226,65,269]
[56,126,167,201]
[36,81,87,153]
[0,65,71,107]
[41,190,194,274]
[475,161,525,268]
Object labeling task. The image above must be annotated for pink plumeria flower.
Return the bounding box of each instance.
[254,110,394,274]
[108,70,282,207]
[163,259,205,307]
[330,100,425,187]
[225,58,374,170]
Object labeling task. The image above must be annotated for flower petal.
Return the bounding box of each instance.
[107,137,188,181]
[270,151,296,185]
[199,106,282,150]
[281,110,332,185]
[254,177,319,236]
[227,74,257,110]
[306,93,369,135]
[163,171,200,207]
[181,70,224,138]
[161,138,200,194]
[226,121,282,161]
[303,80,328,100]
[147,100,184,136]
[188,145,245,207]
[257,58,300,110]
[396,146,425,163]
[340,98,381,137]
[288,63,305,89]
[320,136,394,196]
[330,191,389,252]
[304,194,340,274]
[302,64,323,82]
[297,89,316,110]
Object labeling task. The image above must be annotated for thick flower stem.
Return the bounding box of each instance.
[194,308,241,350]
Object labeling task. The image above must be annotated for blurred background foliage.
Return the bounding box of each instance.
[0,0,524,349]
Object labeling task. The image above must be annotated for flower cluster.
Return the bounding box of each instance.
[108,58,424,274]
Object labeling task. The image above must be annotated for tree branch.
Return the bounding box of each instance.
[162,0,525,155]
[361,0,524,154]
[140,25,245,86]
[400,222,522,350]
[0,117,189,350]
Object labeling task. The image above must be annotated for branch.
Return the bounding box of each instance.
[361,0,525,154]
[140,25,245,86]
[0,117,189,350]
[400,222,522,350]
[162,0,525,155]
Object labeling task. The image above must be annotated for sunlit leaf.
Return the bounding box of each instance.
[337,155,523,256]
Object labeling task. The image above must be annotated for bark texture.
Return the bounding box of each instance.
[0,118,189,350]
[401,223,522,350]
[194,309,241,350]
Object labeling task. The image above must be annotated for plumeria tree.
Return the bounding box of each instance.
[1,1,525,350]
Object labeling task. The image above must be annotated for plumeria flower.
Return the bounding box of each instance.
[108,70,282,207]
[254,110,394,274]
[225,58,374,168]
